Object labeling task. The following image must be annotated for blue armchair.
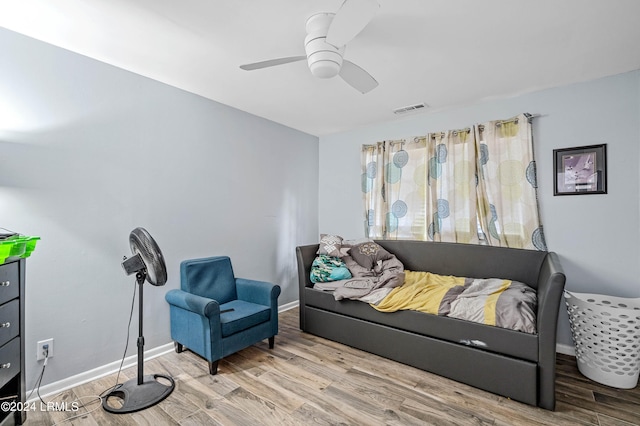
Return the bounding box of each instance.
[165,256,281,374]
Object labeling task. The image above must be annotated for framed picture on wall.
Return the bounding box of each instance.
[553,144,607,195]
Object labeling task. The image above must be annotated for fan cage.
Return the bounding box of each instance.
[129,228,167,286]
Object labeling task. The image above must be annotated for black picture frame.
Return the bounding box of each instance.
[553,144,607,195]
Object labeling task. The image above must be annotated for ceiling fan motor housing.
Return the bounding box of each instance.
[305,13,344,79]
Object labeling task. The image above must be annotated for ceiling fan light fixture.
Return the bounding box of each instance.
[309,59,341,79]
[307,51,343,78]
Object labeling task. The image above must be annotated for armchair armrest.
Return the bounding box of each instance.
[236,278,281,307]
[165,289,220,318]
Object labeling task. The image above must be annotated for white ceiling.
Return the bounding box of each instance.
[1,0,639,136]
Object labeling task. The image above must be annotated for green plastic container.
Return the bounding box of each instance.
[0,243,11,265]
[22,236,40,258]
[0,235,40,264]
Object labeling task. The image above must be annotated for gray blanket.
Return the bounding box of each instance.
[313,254,405,303]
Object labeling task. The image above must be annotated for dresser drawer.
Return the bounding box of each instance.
[0,263,19,306]
[0,301,18,349]
[0,338,19,390]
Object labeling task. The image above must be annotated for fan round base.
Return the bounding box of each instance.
[102,374,175,414]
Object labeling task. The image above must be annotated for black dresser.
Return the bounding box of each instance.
[0,259,25,425]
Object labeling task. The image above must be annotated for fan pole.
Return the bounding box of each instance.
[136,272,145,385]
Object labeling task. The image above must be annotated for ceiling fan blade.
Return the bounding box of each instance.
[339,60,378,94]
[240,56,307,71]
[326,0,379,47]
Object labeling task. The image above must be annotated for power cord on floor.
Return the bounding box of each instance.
[25,345,100,426]
[25,278,138,425]
[49,395,103,426]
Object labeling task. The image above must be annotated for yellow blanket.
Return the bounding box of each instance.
[372,270,537,333]
[374,271,465,314]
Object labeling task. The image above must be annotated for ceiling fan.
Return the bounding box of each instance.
[240,0,380,94]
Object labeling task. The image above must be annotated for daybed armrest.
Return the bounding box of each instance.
[165,289,220,318]
[536,252,566,337]
[296,244,320,331]
[535,251,566,410]
[296,245,318,290]
[236,278,281,307]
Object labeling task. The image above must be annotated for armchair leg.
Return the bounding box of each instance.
[209,360,219,375]
[174,342,184,353]
[268,336,275,349]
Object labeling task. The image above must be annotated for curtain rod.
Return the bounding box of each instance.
[364,114,541,143]
[429,113,539,138]
[430,129,470,139]
[478,112,539,131]
[495,112,538,125]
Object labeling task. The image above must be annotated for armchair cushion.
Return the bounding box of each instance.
[219,300,271,337]
[181,256,237,303]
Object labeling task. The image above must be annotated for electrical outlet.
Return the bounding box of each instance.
[36,338,54,361]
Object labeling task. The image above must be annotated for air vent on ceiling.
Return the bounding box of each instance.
[393,103,428,115]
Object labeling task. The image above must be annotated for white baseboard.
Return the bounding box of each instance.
[556,342,575,356]
[29,300,301,402]
[28,343,175,402]
[278,300,299,312]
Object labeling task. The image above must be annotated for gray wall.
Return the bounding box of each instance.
[0,28,319,386]
[319,70,640,347]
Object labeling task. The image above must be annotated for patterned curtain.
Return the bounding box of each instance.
[426,129,480,244]
[384,138,428,240]
[361,142,386,238]
[475,113,547,250]
[361,113,546,250]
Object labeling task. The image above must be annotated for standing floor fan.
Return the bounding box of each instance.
[102,227,175,413]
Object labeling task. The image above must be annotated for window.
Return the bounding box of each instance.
[361,114,547,250]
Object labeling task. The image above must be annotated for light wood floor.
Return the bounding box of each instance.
[25,308,640,425]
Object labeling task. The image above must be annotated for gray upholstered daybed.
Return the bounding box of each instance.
[296,240,566,410]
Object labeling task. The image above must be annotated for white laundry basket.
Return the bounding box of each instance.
[564,290,640,388]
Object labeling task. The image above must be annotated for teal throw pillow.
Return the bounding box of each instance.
[310,255,352,283]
